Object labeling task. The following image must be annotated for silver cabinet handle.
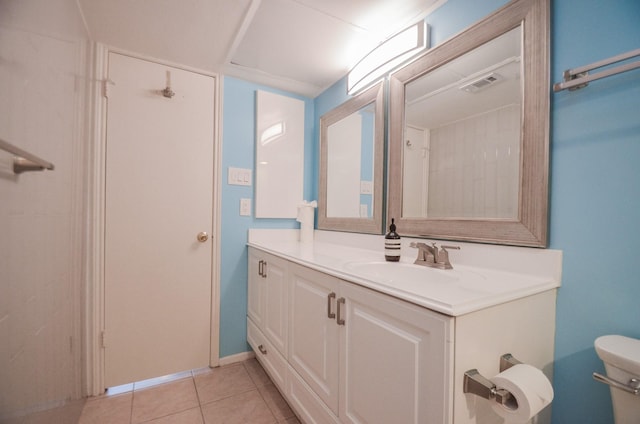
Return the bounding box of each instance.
[327,292,336,319]
[337,297,346,325]
[258,344,267,355]
[197,232,209,242]
[257,260,268,278]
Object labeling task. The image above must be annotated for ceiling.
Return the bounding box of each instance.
[77,0,446,97]
[405,26,522,129]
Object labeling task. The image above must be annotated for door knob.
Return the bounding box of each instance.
[197,232,209,242]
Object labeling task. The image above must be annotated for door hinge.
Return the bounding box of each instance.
[102,79,115,98]
[101,330,107,348]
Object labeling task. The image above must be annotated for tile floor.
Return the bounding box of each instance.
[78,358,300,424]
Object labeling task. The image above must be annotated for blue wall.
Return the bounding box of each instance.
[219,77,314,357]
[220,1,640,422]
[550,1,640,423]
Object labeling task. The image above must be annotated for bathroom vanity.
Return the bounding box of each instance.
[246,229,561,424]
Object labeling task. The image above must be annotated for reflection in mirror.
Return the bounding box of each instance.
[388,0,550,247]
[403,27,522,219]
[327,103,375,218]
[318,82,384,234]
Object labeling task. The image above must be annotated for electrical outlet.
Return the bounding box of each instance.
[240,198,251,216]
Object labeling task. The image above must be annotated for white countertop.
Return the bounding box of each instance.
[247,229,562,317]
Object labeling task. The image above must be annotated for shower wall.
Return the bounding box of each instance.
[0,0,90,421]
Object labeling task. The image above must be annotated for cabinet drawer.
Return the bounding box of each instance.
[247,317,287,392]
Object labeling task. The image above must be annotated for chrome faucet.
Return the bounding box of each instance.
[410,241,460,270]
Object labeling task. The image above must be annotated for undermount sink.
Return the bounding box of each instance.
[343,261,458,285]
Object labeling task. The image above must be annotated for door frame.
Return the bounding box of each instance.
[84,44,222,396]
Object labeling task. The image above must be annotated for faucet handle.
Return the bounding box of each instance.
[440,245,460,251]
[437,245,460,269]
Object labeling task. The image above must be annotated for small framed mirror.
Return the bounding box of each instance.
[388,0,549,246]
[318,82,384,234]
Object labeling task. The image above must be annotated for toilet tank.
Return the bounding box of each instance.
[595,335,640,376]
[594,335,640,424]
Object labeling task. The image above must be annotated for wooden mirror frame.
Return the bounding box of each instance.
[388,0,550,247]
[318,82,385,234]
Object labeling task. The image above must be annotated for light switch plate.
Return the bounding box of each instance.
[360,180,373,195]
[228,167,252,186]
[240,198,251,216]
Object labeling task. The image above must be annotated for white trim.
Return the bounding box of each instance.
[223,0,263,64]
[84,41,108,397]
[86,44,222,394]
[104,45,219,79]
[219,351,256,367]
[210,67,223,369]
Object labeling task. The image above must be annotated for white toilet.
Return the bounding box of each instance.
[594,335,640,424]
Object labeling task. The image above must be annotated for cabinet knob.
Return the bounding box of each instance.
[258,344,267,355]
[197,232,209,242]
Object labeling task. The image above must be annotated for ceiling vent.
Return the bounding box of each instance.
[459,72,504,93]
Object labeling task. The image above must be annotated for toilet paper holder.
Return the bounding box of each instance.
[463,353,522,407]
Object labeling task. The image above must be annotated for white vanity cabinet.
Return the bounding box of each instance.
[247,248,289,391]
[247,241,558,424]
[287,261,453,424]
[339,278,454,424]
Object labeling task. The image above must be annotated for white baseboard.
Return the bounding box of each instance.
[218,351,255,366]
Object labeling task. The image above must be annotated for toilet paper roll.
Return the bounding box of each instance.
[490,364,554,423]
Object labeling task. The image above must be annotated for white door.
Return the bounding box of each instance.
[104,52,216,388]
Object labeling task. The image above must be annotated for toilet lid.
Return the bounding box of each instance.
[595,335,640,376]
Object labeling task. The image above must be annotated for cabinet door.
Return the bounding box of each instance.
[263,254,288,356]
[338,282,453,424]
[247,248,264,328]
[289,263,340,415]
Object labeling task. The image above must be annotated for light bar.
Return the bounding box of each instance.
[347,22,428,95]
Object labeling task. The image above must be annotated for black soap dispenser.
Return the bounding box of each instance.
[384,218,401,262]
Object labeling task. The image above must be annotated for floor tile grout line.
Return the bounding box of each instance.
[255,384,281,424]
[128,388,134,424]
[198,386,259,408]
[130,377,201,424]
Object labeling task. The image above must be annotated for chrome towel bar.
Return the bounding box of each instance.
[0,138,55,174]
[554,48,640,92]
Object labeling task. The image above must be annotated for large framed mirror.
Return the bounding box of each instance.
[388,0,549,247]
[318,82,384,234]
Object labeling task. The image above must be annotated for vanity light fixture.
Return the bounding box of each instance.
[347,22,428,95]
